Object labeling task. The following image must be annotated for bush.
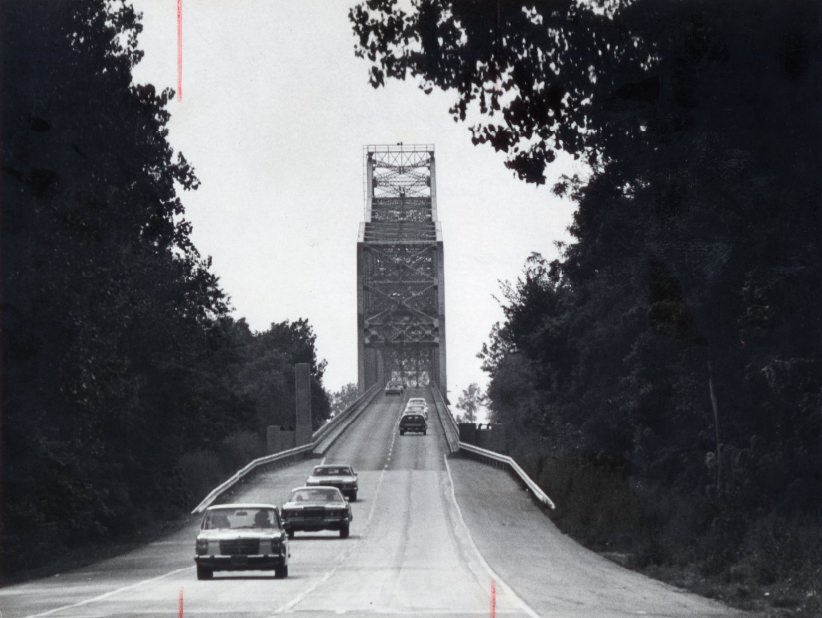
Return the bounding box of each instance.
[176,450,224,510]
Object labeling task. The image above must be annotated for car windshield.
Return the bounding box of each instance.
[290,488,341,502]
[313,466,351,476]
[203,507,279,530]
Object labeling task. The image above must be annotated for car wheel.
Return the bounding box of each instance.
[286,529,295,539]
[340,523,350,539]
[350,491,357,502]
[274,565,288,579]
[196,565,213,580]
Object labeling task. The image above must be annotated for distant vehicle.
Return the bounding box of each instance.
[194,503,289,580]
[404,397,429,419]
[385,380,405,395]
[399,412,427,435]
[281,486,353,539]
[404,403,428,420]
[305,464,358,501]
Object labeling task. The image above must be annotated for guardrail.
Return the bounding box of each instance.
[312,384,382,454]
[191,383,381,514]
[431,386,459,453]
[431,386,556,511]
[458,442,556,510]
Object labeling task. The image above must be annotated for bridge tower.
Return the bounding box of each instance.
[357,144,446,394]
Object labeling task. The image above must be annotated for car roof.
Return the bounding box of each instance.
[206,503,277,511]
[291,485,344,493]
[312,464,353,471]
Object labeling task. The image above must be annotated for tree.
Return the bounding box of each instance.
[330,383,360,417]
[1,0,337,578]
[3,0,222,574]
[235,319,332,430]
[456,383,486,424]
[351,2,822,609]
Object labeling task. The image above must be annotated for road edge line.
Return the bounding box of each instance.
[443,454,541,618]
[23,566,193,618]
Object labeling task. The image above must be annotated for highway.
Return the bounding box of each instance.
[0,392,741,617]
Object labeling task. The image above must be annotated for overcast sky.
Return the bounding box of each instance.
[130,0,577,400]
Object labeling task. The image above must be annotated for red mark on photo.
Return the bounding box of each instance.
[176,0,183,101]
[490,579,496,618]
[178,587,184,617]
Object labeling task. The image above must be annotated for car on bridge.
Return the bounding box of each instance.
[384,380,405,395]
[404,398,429,420]
[280,486,353,539]
[305,464,358,501]
[399,411,427,435]
[194,503,289,580]
[404,404,428,420]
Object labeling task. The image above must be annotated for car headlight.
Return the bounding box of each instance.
[196,539,209,555]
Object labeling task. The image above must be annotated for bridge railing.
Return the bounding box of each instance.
[431,386,556,511]
[430,385,460,452]
[191,383,381,514]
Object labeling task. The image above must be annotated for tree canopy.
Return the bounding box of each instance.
[455,382,486,423]
[352,0,822,610]
[2,1,330,577]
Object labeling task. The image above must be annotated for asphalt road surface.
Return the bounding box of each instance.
[0,391,742,617]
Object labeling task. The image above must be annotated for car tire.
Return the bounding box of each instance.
[196,565,213,580]
[350,491,357,502]
[340,524,350,539]
[274,565,288,579]
[286,529,295,539]
[400,430,405,435]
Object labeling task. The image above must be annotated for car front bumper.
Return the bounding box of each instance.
[195,554,286,570]
[282,515,350,532]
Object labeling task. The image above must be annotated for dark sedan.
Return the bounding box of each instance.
[305,464,358,501]
[280,486,353,539]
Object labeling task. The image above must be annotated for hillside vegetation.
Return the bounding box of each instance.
[351,1,822,613]
[1,2,329,578]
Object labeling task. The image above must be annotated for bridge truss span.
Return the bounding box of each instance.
[357,144,446,393]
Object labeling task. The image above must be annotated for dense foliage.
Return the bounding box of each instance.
[352,0,822,611]
[330,383,361,417]
[455,383,486,423]
[2,1,329,577]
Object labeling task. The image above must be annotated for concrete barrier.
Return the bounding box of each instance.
[431,386,556,511]
[191,383,380,514]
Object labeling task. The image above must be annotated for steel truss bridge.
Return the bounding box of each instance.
[357,144,447,393]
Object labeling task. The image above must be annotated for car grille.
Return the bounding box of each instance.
[219,539,259,555]
[302,507,326,519]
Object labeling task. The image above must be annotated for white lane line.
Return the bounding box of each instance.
[271,463,390,615]
[443,455,541,618]
[321,610,522,615]
[22,566,192,618]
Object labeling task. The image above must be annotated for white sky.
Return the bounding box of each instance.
[131,0,577,400]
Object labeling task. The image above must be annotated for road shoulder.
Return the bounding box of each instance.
[446,455,744,617]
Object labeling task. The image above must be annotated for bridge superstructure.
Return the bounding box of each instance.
[357,144,446,393]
